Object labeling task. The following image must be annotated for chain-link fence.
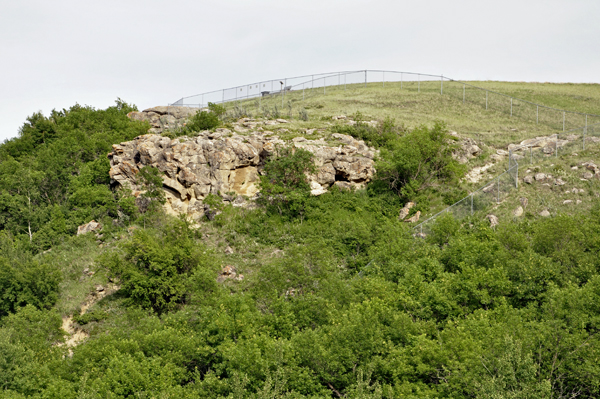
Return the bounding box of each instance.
[414,121,600,235]
[169,69,600,130]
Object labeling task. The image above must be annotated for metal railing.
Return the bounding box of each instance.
[169,69,600,131]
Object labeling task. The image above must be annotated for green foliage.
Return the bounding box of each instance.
[137,165,166,216]
[258,147,316,218]
[376,121,466,199]
[106,219,210,313]
[0,257,61,318]
[73,309,108,325]
[184,102,224,133]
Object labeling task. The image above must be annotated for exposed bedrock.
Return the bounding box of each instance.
[108,125,377,220]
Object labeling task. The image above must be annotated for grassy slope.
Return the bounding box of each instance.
[48,81,600,318]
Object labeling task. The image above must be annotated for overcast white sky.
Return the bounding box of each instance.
[0,0,598,142]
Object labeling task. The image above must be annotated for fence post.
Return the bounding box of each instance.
[471,193,474,216]
[510,98,513,117]
[364,70,367,88]
[515,160,518,189]
[497,176,500,203]
[584,115,587,150]
[536,106,539,124]
[530,146,533,164]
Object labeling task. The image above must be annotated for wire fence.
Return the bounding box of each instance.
[167,69,600,232]
[169,69,600,130]
[414,121,600,235]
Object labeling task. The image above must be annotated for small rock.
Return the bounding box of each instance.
[405,211,421,223]
[565,190,571,194]
[554,178,566,186]
[224,246,234,255]
[486,214,499,228]
[571,166,578,170]
[523,175,534,184]
[496,149,508,156]
[217,265,241,283]
[83,268,90,274]
[583,171,594,179]
[576,199,582,205]
[414,232,427,239]
[77,220,102,236]
[539,210,551,217]
[95,285,105,292]
[520,197,528,209]
[275,119,289,123]
[513,206,524,217]
[534,173,546,181]
[88,271,95,276]
[563,200,573,205]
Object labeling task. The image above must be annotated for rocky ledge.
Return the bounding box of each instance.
[108,120,377,220]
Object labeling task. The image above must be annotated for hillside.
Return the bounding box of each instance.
[0,82,600,398]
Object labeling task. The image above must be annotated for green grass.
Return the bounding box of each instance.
[227,80,600,149]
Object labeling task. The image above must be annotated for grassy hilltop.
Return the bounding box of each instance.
[0,82,600,398]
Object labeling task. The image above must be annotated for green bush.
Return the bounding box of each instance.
[258,147,316,219]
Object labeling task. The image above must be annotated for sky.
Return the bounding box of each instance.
[0,0,598,141]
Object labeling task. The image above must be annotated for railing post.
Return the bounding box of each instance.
[584,115,587,150]
[497,176,500,203]
[364,70,367,88]
[471,193,474,216]
[530,146,533,164]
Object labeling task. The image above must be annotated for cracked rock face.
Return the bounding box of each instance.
[108,127,377,220]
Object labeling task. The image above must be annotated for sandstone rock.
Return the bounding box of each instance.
[520,197,528,209]
[534,173,546,181]
[563,200,573,205]
[77,220,102,236]
[571,166,578,170]
[486,214,499,228]
[554,178,566,186]
[513,206,524,217]
[523,175,534,184]
[539,209,551,217]
[496,149,509,156]
[95,285,105,292]
[224,246,234,255]
[217,265,244,283]
[108,129,377,221]
[576,199,582,205]
[583,171,594,179]
[405,211,421,223]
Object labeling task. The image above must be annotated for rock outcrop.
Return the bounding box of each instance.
[127,106,204,134]
[108,124,377,220]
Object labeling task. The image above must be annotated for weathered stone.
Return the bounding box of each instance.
[513,206,524,217]
[486,214,499,228]
[563,200,573,205]
[534,173,546,181]
[109,127,377,220]
[539,210,551,217]
[583,171,594,179]
[405,211,421,223]
[523,175,534,184]
[77,220,102,236]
